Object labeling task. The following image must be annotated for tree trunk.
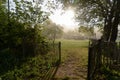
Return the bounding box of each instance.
[110,26,118,42]
[102,0,120,42]
[102,14,113,41]
[102,19,112,41]
[110,0,120,42]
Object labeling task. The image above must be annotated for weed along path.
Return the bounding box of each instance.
[54,39,89,80]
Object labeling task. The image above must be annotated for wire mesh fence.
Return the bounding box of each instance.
[41,42,61,80]
[0,41,61,80]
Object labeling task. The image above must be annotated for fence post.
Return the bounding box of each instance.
[58,42,61,64]
[97,41,102,68]
[51,42,61,79]
[119,42,120,49]
[87,46,92,80]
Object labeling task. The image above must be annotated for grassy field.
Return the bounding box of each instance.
[56,39,89,63]
[55,39,89,80]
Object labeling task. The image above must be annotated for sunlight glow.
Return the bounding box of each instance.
[49,9,78,31]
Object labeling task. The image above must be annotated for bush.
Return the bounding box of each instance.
[0,54,54,80]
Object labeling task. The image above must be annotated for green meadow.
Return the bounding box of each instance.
[55,39,89,79]
[56,39,89,63]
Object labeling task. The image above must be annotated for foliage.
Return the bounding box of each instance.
[0,0,52,79]
[60,0,120,42]
[0,54,54,80]
[78,26,94,38]
[13,0,47,24]
[0,0,48,51]
[42,20,63,41]
[94,66,120,80]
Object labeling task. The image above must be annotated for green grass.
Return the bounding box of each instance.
[56,39,89,66]
[55,39,120,80]
[54,39,89,79]
[57,39,89,49]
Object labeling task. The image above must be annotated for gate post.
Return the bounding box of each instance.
[87,46,92,80]
[58,42,61,64]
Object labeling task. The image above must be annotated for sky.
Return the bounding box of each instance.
[49,8,79,31]
[40,0,79,31]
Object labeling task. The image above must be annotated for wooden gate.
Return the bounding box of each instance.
[87,40,120,80]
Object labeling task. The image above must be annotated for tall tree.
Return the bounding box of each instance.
[78,26,94,38]
[42,20,63,42]
[0,0,48,52]
[60,0,120,42]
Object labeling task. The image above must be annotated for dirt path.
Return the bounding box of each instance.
[54,54,87,80]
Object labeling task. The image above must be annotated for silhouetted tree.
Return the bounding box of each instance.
[60,0,120,42]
